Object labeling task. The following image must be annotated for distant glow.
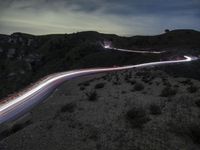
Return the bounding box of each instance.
[104,45,111,49]
[103,41,112,49]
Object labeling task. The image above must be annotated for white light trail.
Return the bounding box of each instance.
[103,44,165,54]
[0,55,198,124]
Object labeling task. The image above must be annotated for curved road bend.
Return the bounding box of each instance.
[0,55,198,124]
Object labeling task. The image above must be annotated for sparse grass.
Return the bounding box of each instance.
[160,86,177,97]
[133,82,144,91]
[85,91,98,101]
[60,103,76,113]
[187,85,198,93]
[126,107,150,128]
[149,104,162,115]
[94,83,105,89]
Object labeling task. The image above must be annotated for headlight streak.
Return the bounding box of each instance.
[103,45,166,54]
[0,53,198,124]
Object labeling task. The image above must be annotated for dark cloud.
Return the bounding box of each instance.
[2,0,200,16]
[0,0,199,35]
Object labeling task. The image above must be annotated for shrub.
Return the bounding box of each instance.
[60,103,76,113]
[80,86,85,91]
[195,99,200,108]
[11,120,32,134]
[80,81,90,86]
[0,130,10,140]
[180,79,192,85]
[160,86,177,97]
[126,107,150,128]
[94,83,105,89]
[165,29,170,33]
[85,91,98,101]
[78,81,90,87]
[149,104,162,115]
[11,123,23,133]
[129,79,136,85]
[121,91,126,94]
[188,125,200,144]
[124,72,132,82]
[187,85,198,93]
[133,83,144,91]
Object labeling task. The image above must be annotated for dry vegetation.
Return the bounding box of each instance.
[1,69,200,150]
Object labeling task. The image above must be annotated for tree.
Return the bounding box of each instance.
[165,29,170,33]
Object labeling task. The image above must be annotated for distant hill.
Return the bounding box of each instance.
[0,29,200,99]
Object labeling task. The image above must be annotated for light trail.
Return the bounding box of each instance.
[0,55,198,124]
[103,44,166,54]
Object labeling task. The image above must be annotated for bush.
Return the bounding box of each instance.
[0,120,32,140]
[80,86,85,91]
[160,86,177,97]
[80,81,90,86]
[133,83,144,91]
[11,120,32,134]
[124,72,132,82]
[126,107,150,128]
[60,103,76,113]
[165,29,170,33]
[180,79,192,85]
[11,124,23,133]
[94,83,105,89]
[85,91,98,101]
[149,104,162,115]
[195,99,200,108]
[129,79,136,85]
[187,85,198,93]
[188,125,200,144]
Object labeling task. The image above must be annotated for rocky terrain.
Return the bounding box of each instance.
[0,29,200,100]
[0,68,200,150]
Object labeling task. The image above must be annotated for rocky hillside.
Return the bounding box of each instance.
[0,68,200,150]
[0,29,200,100]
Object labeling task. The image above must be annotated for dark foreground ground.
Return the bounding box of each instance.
[0,68,200,150]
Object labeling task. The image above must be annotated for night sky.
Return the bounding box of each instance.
[0,0,199,35]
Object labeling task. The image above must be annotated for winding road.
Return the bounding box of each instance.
[0,45,198,124]
[103,44,165,54]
